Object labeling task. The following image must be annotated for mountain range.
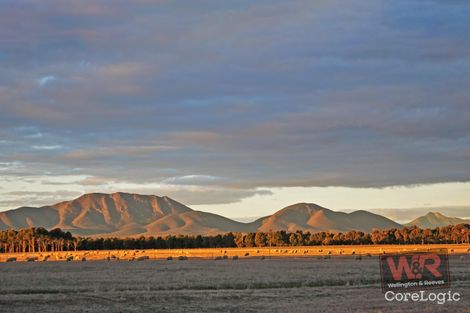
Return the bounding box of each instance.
[0,192,467,237]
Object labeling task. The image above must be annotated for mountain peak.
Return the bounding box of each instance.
[426,211,446,218]
[406,211,469,228]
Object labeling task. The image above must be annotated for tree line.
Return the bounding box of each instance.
[0,224,468,253]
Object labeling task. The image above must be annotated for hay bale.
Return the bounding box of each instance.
[6,257,16,262]
[232,255,239,260]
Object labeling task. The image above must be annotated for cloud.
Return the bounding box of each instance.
[112,186,274,206]
[163,175,228,186]
[32,145,62,150]
[0,0,469,208]
[0,188,82,210]
[37,75,56,87]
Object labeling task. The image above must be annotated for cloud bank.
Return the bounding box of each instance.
[0,0,469,209]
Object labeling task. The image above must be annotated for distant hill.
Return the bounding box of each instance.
[0,192,420,237]
[254,203,401,233]
[405,212,470,228]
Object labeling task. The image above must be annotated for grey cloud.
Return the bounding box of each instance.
[110,187,273,206]
[0,0,469,205]
[0,190,83,210]
[162,175,229,186]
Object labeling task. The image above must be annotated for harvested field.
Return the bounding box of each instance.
[0,253,469,312]
[0,244,469,262]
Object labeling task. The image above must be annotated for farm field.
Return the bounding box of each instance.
[0,244,469,262]
[0,255,469,313]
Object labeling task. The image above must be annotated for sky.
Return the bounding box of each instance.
[0,0,469,221]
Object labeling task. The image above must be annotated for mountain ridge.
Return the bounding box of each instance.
[0,192,467,236]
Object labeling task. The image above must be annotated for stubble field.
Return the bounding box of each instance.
[0,254,469,313]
